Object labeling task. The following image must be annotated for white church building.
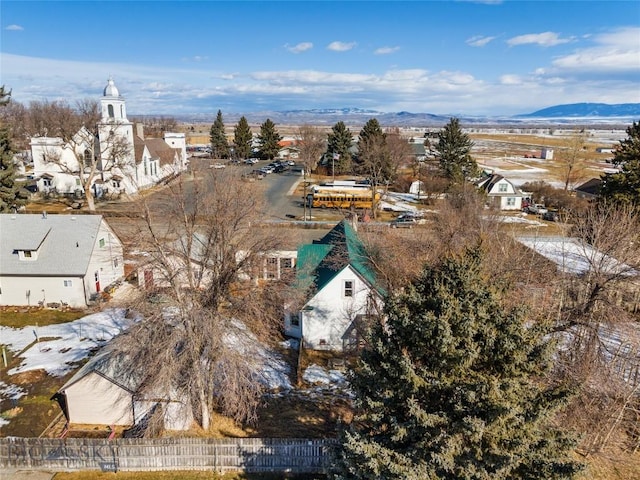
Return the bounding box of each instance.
[30,78,187,198]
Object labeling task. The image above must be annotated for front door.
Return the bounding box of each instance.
[94,271,100,292]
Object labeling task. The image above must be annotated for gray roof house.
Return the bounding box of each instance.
[0,213,124,308]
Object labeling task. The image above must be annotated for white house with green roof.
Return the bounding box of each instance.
[285,220,383,351]
[0,213,124,308]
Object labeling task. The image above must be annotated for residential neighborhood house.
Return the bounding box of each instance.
[574,178,602,200]
[0,213,124,308]
[52,346,192,430]
[284,219,383,351]
[476,173,527,210]
[29,77,187,198]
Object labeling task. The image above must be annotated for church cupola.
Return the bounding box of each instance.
[100,77,128,122]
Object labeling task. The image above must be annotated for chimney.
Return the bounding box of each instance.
[136,123,144,140]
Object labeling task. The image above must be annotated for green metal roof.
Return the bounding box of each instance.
[296,220,379,296]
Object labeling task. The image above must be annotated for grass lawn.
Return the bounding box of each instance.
[0,308,88,437]
[0,307,86,328]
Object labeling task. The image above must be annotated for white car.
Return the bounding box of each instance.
[527,204,548,215]
[211,163,226,169]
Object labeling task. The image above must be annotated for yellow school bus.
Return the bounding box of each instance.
[305,187,380,210]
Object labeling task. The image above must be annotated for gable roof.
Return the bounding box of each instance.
[296,220,378,295]
[575,178,602,196]
[0,214,109,276]
[57,346,142,394]
[145,138,180,166]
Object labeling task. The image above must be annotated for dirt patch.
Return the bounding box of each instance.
[11,369,47,385]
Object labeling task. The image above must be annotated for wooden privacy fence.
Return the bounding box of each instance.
[0,437,336,473]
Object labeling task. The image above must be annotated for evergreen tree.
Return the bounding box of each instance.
[334,247,581,480]
[257,118,282,160]
[600,121,640,205]
[0,86,28,212]
[326,121,354,175]
[232,116,253,160]
[434,117,478,183]
[209,109,229,159]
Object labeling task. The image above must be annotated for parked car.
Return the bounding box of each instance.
[542,210,560,222]
[527,204,548,215]
[210,163,225,169]
[390,217,417,228]
[260,166,274,174]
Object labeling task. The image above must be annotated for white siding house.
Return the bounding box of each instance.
[0,214,124,308]
[53,348,192,430]
[476,174,527,210]
[29,78,187,199]
[284,220,383,351]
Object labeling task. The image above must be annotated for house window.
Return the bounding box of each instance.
[266,257,278,279]
[290,313,300,327]
[84,149,92,167]
[99,238,105,248]
[63,280,72,287]
[144,158,148,176]
[42,177,52,187]
[24,250,32,258]
[506,197,516,206]
[113,258,119,268]
[498,183,508,192]
[112,178,121,189]
[344,280,354,297]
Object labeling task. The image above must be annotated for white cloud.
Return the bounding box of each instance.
[286,42,313,54]
[499,74,522,85]
[327,41,356,52]
[182,55,209,62]
[507,32,572,47]
[466,35,496,47]
[552,27,640,73]
[5,24,23,31]
[374,46,400,55]
[2,51,638,117]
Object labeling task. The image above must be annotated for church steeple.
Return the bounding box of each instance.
[100,77,128,122]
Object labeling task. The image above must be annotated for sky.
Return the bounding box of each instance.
[1,1,639,117]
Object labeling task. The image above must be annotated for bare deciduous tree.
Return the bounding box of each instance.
[558,130,589,191]
[114,170,286,432]
[27,98,135,210]
[296,124,326,177]
[38,125,133,210]
[548,203,640,452]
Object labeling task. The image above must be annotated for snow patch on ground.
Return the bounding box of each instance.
[303,364,347,386]
[1,308,135,378]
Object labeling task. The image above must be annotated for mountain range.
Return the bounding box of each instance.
[176,103,640,127]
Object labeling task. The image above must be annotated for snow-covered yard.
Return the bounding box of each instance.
[0,304,346,428]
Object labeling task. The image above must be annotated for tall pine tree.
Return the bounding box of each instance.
[326,121,354,175]
[232,116,253,160]
[0,86,28,212]
[209,110,229,159]
[600,121,640,205]
[334,247,581,480]
[434,117,478,184]
[257,118,282,160]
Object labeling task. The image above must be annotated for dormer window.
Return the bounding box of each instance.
[17,249,38,261]
[499,183,508,192]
